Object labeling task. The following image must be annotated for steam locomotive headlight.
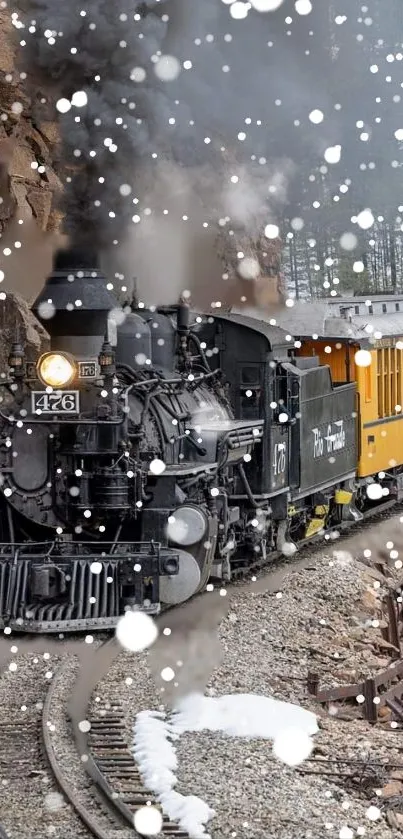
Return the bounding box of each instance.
[166,506,207,547]
[37,352,76,388]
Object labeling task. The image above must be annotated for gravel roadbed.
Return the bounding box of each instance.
[0,638,109,839]
[2,533,403,839]
[171,551,402,838]
[106,546,403,839]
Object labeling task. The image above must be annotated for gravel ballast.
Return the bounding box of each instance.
[113,546,403,839]
[1,532,403,839]
[170,551,402,838]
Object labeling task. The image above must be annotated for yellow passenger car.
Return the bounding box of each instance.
[295,335,403,477]
[245,299,403,492]
[354,338,403,477]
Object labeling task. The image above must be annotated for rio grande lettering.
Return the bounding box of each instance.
[312,420,345,459]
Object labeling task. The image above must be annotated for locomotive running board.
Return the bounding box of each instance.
[0,609,160,634]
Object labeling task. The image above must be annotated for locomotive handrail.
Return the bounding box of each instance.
[117,362,184,386]
[0,540,162,548]
[117,361,220,389]
[0,540,163,557]
[0,408,126,426]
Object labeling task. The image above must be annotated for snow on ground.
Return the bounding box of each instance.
[132,692,318,838]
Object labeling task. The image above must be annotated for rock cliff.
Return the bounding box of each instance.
[0,8,66,308]
[0,289,49,374]
[0,10,57,360]
[0,10,63,235]
[0,10,284,315]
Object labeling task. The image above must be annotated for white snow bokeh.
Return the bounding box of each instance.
[229,2,250,20]
[366,482,384,501]
[116,610,159,652]
[56,97,71,113]
[356,209,375,230]
[149,458,167,476]
[324,145,341,164]
[340,232,358,251]
[272,726,314,766]
[90,561,103,575]
[354,349,372,368]
[295,0,312,14]
[166,514,189,545]
[133,693,318,838]
[309,109,324,125]
[250,0,285,11]
[237,256,261,280]
[134,805,163,836]
[264,223,280,239]
[365,806,381,821]
[37,300,56,320]
[71,90,88,108]
[154,55,181,81]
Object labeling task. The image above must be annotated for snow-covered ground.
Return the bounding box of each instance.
[133,692,318,838]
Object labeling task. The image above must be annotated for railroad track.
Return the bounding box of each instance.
[86,702,188,838]
[43,658,135,838]
[1,501,402,838]
[42,655,189,839]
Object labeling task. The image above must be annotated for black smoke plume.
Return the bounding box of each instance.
[13,1,403,287]
[16,0,173,247]
[14,0,332,255]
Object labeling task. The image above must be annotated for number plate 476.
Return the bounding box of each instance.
[31,390,80,414]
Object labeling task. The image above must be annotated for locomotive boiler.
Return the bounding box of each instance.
[0,249,263,631]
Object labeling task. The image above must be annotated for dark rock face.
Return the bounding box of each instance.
[0,291,49,374]
[0,10,66,302]
[0,10,63,237]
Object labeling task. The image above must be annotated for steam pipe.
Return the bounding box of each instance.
[189,332,210,372]
[237,463,261,509]
[6,505,15,546]
[150,394,190,422]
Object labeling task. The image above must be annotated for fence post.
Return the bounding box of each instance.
[364,677,377,724]
[386,593,401,658]
[307,671,319,697]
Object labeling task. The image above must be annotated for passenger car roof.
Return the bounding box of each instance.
[243,302,403,342]
[212,311,293,350]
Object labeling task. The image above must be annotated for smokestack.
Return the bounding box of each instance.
[32,247,119,356]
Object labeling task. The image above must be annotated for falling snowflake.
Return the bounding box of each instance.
[116,610,158,653]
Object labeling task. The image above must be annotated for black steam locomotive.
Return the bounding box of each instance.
[0,250,358,632]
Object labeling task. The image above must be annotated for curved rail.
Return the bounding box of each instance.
[42,658,133,838]
[43,650,186,838]
[83,702,189,838]
[66,639,188,837]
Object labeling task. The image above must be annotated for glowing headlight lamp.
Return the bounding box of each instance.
[37,352,76,388]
